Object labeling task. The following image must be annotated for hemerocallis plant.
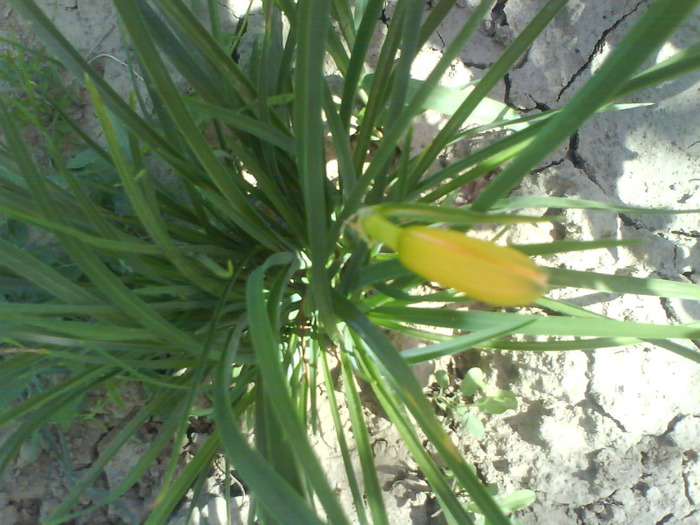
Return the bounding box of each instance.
[1,0,699,524]
[360,210,548,306]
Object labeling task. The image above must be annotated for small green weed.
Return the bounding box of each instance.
[432,367,518,438]
[0,41,76,148]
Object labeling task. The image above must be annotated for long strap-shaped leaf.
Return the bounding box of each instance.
[494,195,700,215]
[38,119,168,283]
[334,294,511,525]
[0,195,160,255]
[0,100,202,354]
[337,342,387,525]
[339,0,495,220]
[86,79,223,295]
[0,366,113,428]
[113,0,285,251]
[471,0,700,211]
[372,305,700,340]
[614,41,700,101]
[405,0,568,195]
[295,0,335,321]
[0,238,97,304]
[156,0,297,148]
[547,268,700,300]
[186,98,295,154]
[0,368,118,479]
[535,297,700,363]
[53,393,187,524]
[349,0,406,176]
[246,253,350,525]
[154,0,257,102]
[350,341,476,525]
[212,339,328,525]
[318,353,369,524]
[401,320,536,365]
[338,0,385,129]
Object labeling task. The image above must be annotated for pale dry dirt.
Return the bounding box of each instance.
[0,1,699,524]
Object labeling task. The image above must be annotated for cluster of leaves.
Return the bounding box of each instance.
[432,367,517,438]
[0,0,699,524]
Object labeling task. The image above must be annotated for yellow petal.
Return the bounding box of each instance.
[397,226,548,306]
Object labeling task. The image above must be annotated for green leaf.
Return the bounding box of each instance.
[515,238,644,256]
[352,344,478,525]
[212,326,327,525]
[495,196,700,215]
[335,294,510,524]
[320,352,372,525]
[341,0,494,218]
[295,0,334,322]
[373,305,700,340]
[498,489,537,514]
[477,391,517,415]
[373,202,555,226]
[463,413,485,439]
[86,79,222,295]
[409,0,568,184]
[0,99,202,354]
[460,368,486,397]
[114,0,284,251]
[0,238,97,304]
[5,0,190,168]
[339,0,385,128]
[185,98,295,153]
[435,369,450,389]
[360,74,521,127]
[143,432,221,525]
[337,346,388,525]
[547,268,700,300]
[48,387,180,522]
[247,254,349,525]
[614,41,700,102]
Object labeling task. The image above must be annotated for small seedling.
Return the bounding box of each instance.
[441,466,536,524]
[467,488,537,525]
[431,367,518,439]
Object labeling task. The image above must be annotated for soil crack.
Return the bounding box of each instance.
[655,513,675,525]
[618,213,645,230]
[683,468,696,506]
[532,157,565,174]
[380,8,391,25]
[566,131,609,195]
[434,30,446,48]
[683,509,699,521]
[557,0,647,101]
[483,0,508,38]
[461,59,491,70]
[659,297,680,325]
[579,356,628,433]
[670,229,700,239]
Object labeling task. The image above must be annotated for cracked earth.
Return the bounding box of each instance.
[0,1,698,524]
[446,2,700,523]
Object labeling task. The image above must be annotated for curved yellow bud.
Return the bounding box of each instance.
[360,211,548,306]
[397,226,548,306]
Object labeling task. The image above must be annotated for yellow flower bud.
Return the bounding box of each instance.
[361,211,548,306]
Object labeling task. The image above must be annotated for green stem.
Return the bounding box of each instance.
[361,211,402,251]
